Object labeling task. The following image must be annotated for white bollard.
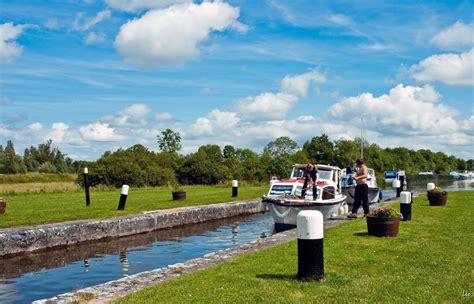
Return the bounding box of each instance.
[297,210,324,281]
[400,191,412,221]
[232,180,238,197]
[427,183,435,191]
[392,179,401,188]
[117,185,129,210]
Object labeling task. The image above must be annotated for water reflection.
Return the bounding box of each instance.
[0,213,274,304]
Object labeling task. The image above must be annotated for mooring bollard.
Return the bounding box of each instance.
[400,191,412,221]
[83,167,90,207]
[232,180,238,197]
[392,178,401,196]
[297,210,324,281]
[427,183,435,191]
[117,185,129,210]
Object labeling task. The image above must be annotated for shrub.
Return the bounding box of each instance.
[369,207,400,218]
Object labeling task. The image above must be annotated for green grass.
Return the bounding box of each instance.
[0,184,268,228]
[119,191,474,303]
[0,172,77,184]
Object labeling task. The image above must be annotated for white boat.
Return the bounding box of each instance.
[262,164,347,231]
[341,168,381,206]
[458,171,474,180]
[418,170,435,176]
[383,170,398,183]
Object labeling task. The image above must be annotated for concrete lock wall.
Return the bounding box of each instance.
[0,200,266,257]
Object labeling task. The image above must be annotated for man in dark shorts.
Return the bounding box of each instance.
[301,163,319,200]
[347,159,369,218]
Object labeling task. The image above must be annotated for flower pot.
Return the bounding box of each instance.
[429,191,447,206]
[172,191,186,200]
[427,190,434,201]
[366,215,401,237]
[0,198,6,215]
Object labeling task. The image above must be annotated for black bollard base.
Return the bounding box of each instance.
[232,187,238,197]
[400,204,411,221]
[297,238,324,281]
[117,194,127,210]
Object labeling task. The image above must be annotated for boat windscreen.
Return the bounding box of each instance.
[270,185,293,195]
[292,167,305,178]
[318,169,332,181]
[385,171,397,178]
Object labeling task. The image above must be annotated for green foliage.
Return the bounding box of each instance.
[81,144,176,188]
[157,129,182,153]
[264,137,298,178]
[303,134,335,165]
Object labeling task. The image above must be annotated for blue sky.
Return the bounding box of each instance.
[1,0,473,160]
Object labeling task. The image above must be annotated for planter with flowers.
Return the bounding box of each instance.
[428,187,447,206]
[366,207,401,237]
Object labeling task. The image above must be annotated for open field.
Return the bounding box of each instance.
[0,173,77,184]
[119,191,474,303]
[0,184,268,228]
[0,182,81,194]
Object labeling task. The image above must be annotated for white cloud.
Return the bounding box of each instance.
[234,92,298,120]
[410,48,474,86]
[327,14,351,26]
[28,122,43,131]
[79,122,126,141]
[155,112,172,121]
[106,0,189,12]
[189,109,240,137]
[0,22,25,63]
[85,31,106,45]
[329,84,458,135]
[73,10,111,31]
[123,103,150,117]
[431,22,474,50]
[114,1,248,68]
[44,19,60,30]
[280,69,326,98]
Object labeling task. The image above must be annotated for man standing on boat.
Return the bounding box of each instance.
[301,163,319,200]
[347,159,369,218]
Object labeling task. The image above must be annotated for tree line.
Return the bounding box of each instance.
[1,130,472,187]
[0,140,77,174]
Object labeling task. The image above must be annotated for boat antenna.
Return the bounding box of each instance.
[360,116,364,159]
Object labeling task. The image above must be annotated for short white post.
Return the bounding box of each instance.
[297,210,324,281]
[232,180,238,197]
[400,191,412,221]
[117,185,129,210]
[427,183,435,191]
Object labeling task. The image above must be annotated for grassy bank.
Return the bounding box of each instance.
[0,172,77,184]
[119,191,473,303]
[0,184,268,228]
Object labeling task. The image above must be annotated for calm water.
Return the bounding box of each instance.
[0,177,471,303]
[0,213,274,304]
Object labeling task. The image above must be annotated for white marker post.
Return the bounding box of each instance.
[83,167,90,207]
[400,191,412,221]
[232,180,238,197]
[117,185,129,210]
[297,210,324,281]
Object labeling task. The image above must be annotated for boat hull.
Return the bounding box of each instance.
[263,196,347,231]
[342,187,380,205]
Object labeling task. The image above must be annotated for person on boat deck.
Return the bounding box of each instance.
[301,163,319,200]
[347,159,369,218]
[346,160,356,186]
